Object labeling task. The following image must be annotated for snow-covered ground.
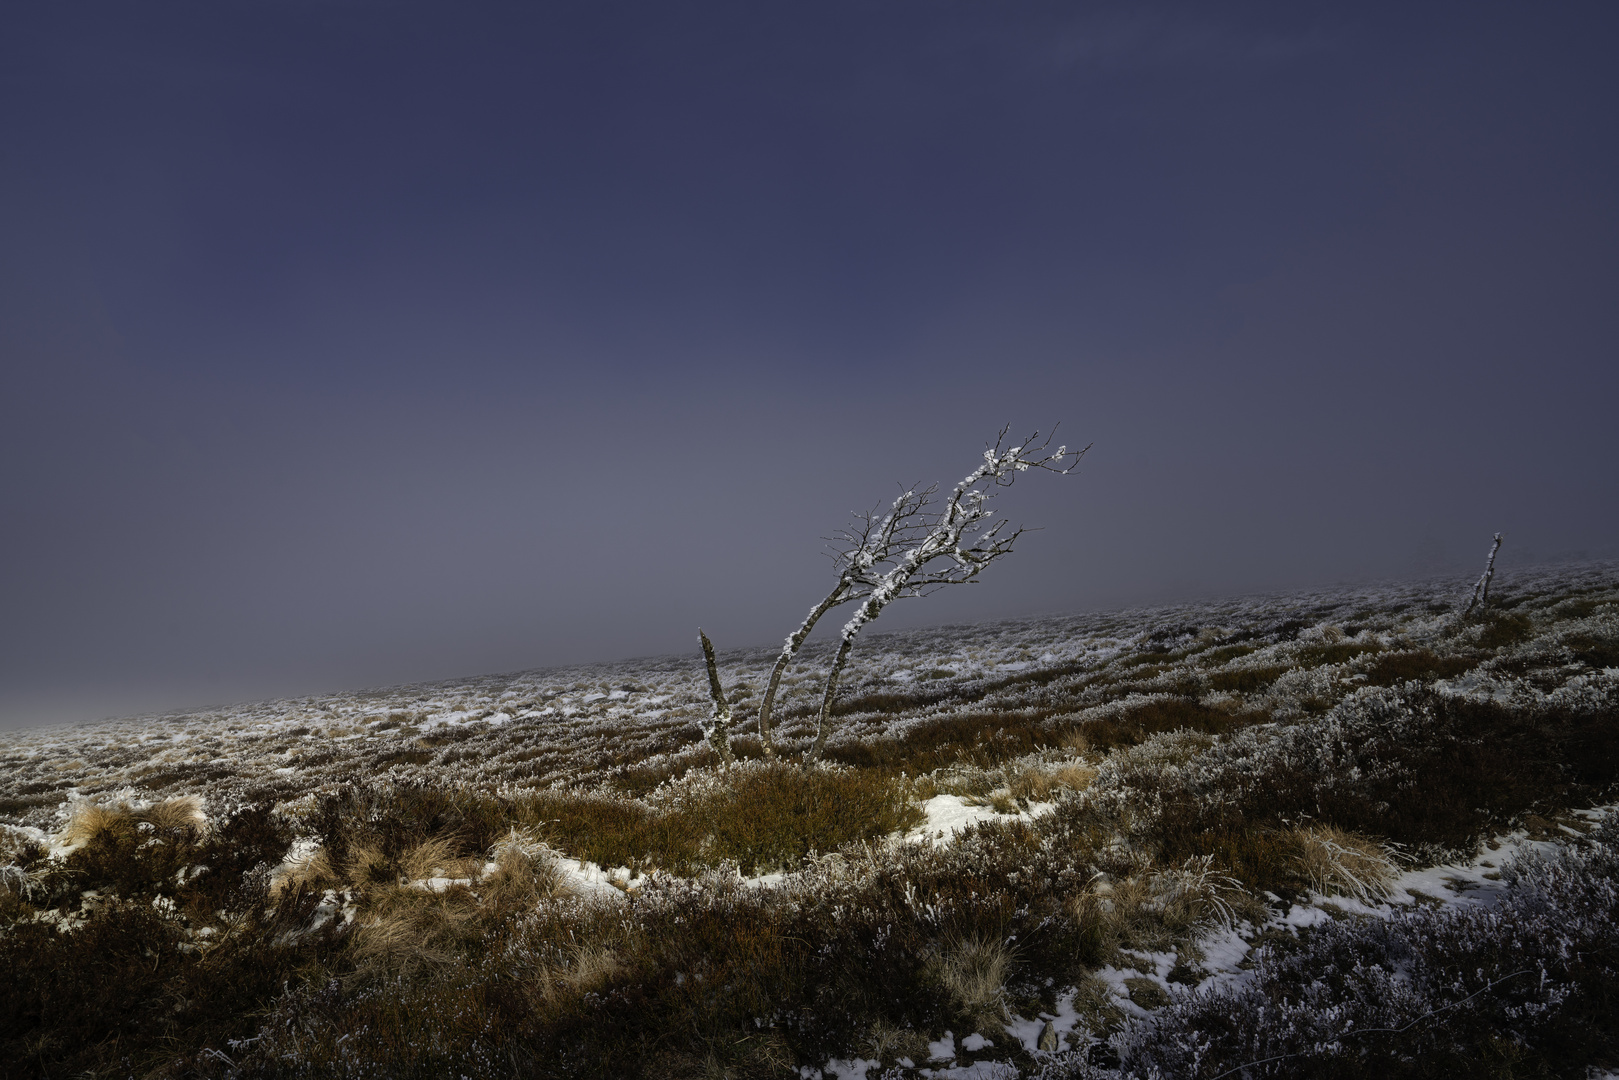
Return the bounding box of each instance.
[4,559,1612,835]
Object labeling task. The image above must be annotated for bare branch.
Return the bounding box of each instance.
[698,629,735,765]
[804,429,1087,765]
[704,425,1086,769]
[1462,532,1504,618]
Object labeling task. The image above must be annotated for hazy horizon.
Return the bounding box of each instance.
[9,551,1611,734]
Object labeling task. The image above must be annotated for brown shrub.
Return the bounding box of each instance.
[1477,610,1535,648]
[517,791,695,873]
[1080,698,1254,752]
[826,711,1064,773]
[691,763,925,875]
[1361,650,1475,687]
[520,765,922,876]
[1167,825,1306,897]
[1207,666,1287,693]
[1295,642,1382,668]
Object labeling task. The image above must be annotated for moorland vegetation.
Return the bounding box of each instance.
[1,561,1616,1078]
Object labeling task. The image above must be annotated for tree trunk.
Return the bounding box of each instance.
[1463,533,1504,617]
[806,636,855,768]
[698,630,735,764]
[756,587,848,760]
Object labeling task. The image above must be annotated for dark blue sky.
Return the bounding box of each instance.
[3,1,1616,728]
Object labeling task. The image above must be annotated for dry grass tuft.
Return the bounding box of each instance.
[345,838,393,885]
[1068,971,1127,1030]
[929,934,1014,1034]
[1147,855,1240,932]
[269,846,335,899]
[139,795,208,837]
[1009,761,1097,802]
[56,801,134,848]
[519,945,624,1009]
[55,796,209,852]
[1067,855,1239,956]
[859,1020,930,1066]
[1059,729,1091,756]
[1292,825,1401,903]
[349,883,480,979]
[485,828,567,903]
[398,833,469,882]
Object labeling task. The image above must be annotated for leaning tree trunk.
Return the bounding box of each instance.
[807,636,857,767]
[1463,533,1504,618]
[755,587,850,759]
[698,630,736,764]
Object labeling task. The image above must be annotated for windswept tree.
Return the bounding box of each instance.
[701,426,1085,766]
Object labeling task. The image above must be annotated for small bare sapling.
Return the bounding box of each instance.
[1462,532,1504,617]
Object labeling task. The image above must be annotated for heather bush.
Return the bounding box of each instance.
[1036,819,1619,1079]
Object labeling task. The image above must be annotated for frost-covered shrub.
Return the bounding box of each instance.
[1037,821,1619,1079]
[1063,678,1619,872]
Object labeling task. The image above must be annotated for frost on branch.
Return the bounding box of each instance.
[805,426,1085,764]
[1462,532,1504,618]
[698,630,735,765]
[700,425,1085,765]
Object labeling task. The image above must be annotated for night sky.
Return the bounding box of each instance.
[3,2,1616,730]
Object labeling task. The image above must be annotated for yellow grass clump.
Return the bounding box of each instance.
[141,795,208,837]
[1292,825,1401,903]
[928,935,1014,1034]
[349,883,481,979]
[485,828,567,904]
[55,801,134,849]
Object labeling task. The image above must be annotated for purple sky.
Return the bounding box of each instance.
[3,1,1616,729]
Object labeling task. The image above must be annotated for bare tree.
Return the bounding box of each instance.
[703,426,1085,766]
[1462,532,1504,617]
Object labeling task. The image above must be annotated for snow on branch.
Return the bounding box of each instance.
[805,426,1086,764]
[1462,532,1504,618]
[700,425,1084,765]
[698,629,735,765]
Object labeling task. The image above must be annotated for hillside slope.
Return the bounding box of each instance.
[2,561,1615,1078]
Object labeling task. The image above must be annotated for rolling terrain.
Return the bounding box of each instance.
[3,561,1616,1078]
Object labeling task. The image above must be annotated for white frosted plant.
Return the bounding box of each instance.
[700,426,1086,766]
